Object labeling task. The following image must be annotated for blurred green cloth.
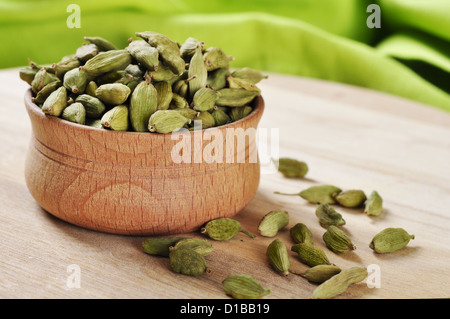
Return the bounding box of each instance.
[1,0,449,111]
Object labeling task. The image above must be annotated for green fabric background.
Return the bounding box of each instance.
[1,0,449,111]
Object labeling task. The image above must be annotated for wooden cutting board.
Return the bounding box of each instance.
[0,68,449,299]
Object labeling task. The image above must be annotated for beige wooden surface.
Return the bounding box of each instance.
[0,68,449,299]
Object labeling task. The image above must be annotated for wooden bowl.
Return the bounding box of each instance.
[24,89,264,235]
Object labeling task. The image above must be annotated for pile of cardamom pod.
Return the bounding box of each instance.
[19,32,267,133]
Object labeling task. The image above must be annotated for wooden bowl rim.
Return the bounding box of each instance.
[24,88,265,137]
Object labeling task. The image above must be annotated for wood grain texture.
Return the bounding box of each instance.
[24,91,263,235]
[0,68,449,299]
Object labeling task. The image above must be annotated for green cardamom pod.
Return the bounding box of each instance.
[61,102,86,124]
[231,67,268,84]
[125,64,144,78]
[85,80,98,97]
[169,248,209,276]
[83,50,132,77]
[207,67,229,90]
[129,80,158,132]
[229,106,253,122]
[222,274,271,299]
[85,118,102,129]
[95,83,131,105]
[203,47,234,71]
[63,67,88,94]
[275,185,342,205]
[289,223,314,244]
[267,239,290,276]
[322,225,356,254]
[188,44,207,98]
[149,61,178,82]
[148,110,190,133]
[291,243,331,267]
[31,68,60,93]
[95,70,124,85]
[33,81,62,105]
[191,87,218,112]
[211,106,231,126]
[193,111,216,129]
[75,94,106,118]
[180,37,205,61]
[126,39,159,71]
[169,93,190,109]
[216,88,259,107]
[227,75,261,94]
[100,105,129,131]
[84,36,117,51]
[172,75,196,98]
[258,210,289,237]
[369,227,414,253]
[315,203,346,228]
[299,264,341,284]
[154,81,173,110]
[311,267,368,299]
[136,31,185,75]
[200,218,255,241]
[275,157,308,178]
[173,108,199,120]
[171,238,213,256]
[41,86,67,116]
[19,66,39,85]
[53,55,80,79]
[364,191,383,216]
[75,43,99,62]
[334,190,367,208]
[142,237,185,257]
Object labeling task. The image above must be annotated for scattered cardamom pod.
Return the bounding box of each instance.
[322,225,356,254]
[267,239,290,276]
[169,248,209,276]
[258,210,289,237]
[41,86,67,116]
[291,242,331,267]
[200,218,255,241]
[334,190,367,208]
[61,102,86,124]
[299,264,342,284]
[364,191,383,216]
[171,238,213,256]
[222,274,271,299]
[369,228,414,253]
[289,223,314,244]
[148,110,190,133]
[142,237,185,257]
[315,203,346,228]
[129,79,158,132]
[311,267,368,299]
[275,185,342,204]
[275,157,308,178]
[100,105,129,131]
